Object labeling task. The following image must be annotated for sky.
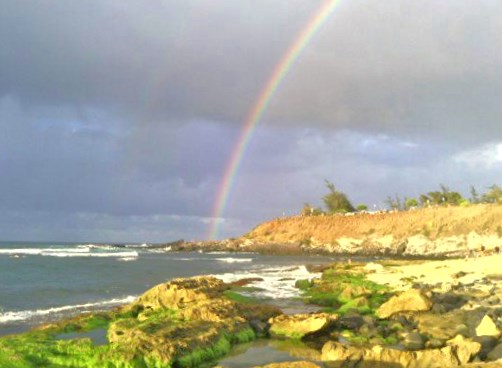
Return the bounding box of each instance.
[1,0,502,242]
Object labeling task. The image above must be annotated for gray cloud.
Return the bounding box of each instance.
[2,1,502,241]
[2,1,502,144]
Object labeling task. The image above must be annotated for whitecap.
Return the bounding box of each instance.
[43,251,139,258]
[215,258,253,263]
[0,296,137,324]
[214,265,320,300]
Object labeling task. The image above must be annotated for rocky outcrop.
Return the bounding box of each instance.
[376,289,432,319]
[268,313,337,339]
[108,276,281,366]
[321,335,481,367]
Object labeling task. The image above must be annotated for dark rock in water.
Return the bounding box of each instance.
[473,335,498,360]
[249,319,269,335]
[305,264,332,273]
[487,342,502,361]
[230,277,264,287]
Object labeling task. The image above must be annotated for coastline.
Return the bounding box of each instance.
[2,253,502,367]
[2,205,502,367]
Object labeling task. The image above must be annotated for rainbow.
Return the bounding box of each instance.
[207,0,342,240]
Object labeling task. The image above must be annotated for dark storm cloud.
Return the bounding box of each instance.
[0,0,316,121]
[2,1,502,143]
[2,1,502,241]
[0,97,227,219]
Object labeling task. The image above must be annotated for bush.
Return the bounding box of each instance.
[323,180,355,214]
[356,204,368,212]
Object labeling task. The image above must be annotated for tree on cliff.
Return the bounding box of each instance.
[419,185,465,206]
[322,180,355,214]
[482,184,502,204]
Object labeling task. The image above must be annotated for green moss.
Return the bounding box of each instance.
[231,327,255,344]
[222,290,256,304]
[336,300,371,315]
[294,279,312,290]
[301,268,391,316]
[176,336,231,368]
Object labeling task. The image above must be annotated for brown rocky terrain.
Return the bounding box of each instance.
[234,204,502,257]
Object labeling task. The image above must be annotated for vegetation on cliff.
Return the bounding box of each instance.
[302,182,502,217]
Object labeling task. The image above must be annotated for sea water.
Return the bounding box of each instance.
[0,241,334,336]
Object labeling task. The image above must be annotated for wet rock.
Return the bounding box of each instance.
[229,277,264,287]
[321,341,459,367]
[253,362,321,368]
[487,343,502,361]
[108,276,280,367]
[376,289,432,319]
[268,313,337,339]
[475,315,500,337]
[472,335,498,360]
[402,332,425,350]
[131,276,227,312]
[249,319,268,335]
[322,334,480,367]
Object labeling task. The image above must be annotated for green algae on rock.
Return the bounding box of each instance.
[0,276,281,368]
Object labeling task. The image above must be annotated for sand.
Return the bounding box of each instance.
[366,254,502,291]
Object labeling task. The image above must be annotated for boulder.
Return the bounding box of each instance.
[487,343,502,361]
[402,332,425,350]
[131,276,227,311]
[268,313,337,339]
[108,276,280,367]
[376,289,432,319]
[446,335,481,365]
[253,362,321,368]
[475,315,500,338]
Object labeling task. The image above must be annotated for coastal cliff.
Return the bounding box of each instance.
[185,204,502,257]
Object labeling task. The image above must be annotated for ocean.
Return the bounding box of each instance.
[0,241,334,337]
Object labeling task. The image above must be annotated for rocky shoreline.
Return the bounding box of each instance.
[2,254,502,367]
[168,205,502,259]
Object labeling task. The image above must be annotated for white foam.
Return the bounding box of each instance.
[45,251,138,258]
[0,296,137,324]
[118,257,137,262]
[0,248,90,255]
[214,265,320,299]
[0,248,138,258]
[215,257,253,263]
